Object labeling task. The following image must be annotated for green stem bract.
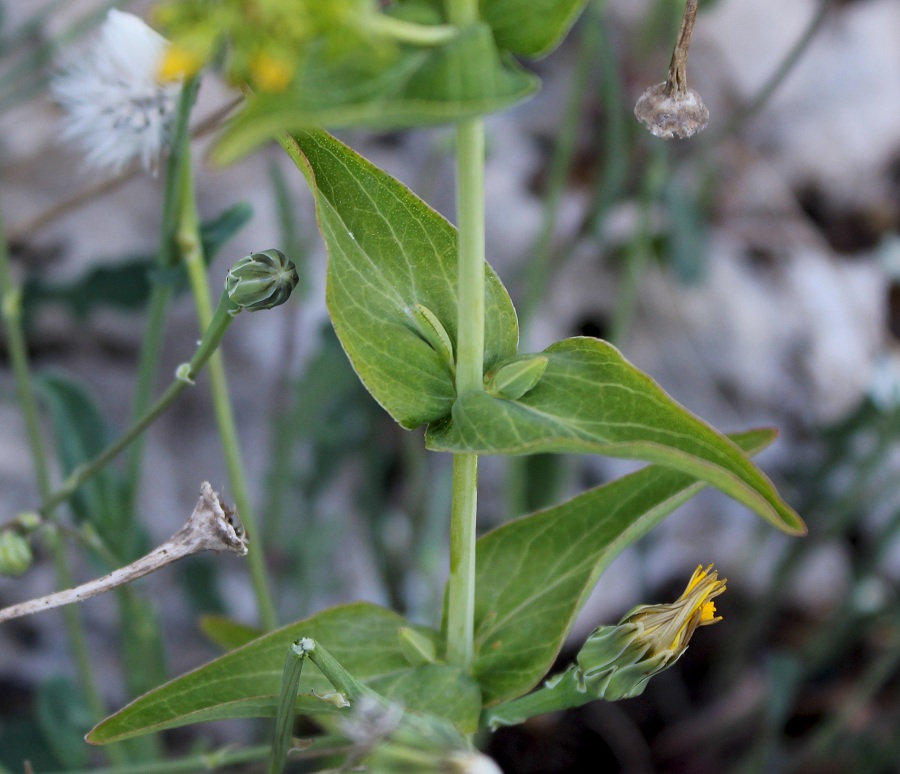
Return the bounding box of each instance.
[268,644,307,774]
[0,208,121,762]
[303,638,371,702]
[446,115,486,671]
[176,153,279,631]
[368,13,458,45]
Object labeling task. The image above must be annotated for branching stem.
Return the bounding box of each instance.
[176,153,279,631]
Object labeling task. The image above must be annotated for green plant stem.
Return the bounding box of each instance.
[122,78,199,520]
[482,667,587,729]
[520,13,598,342]
[584,0,629,236]
[37,293,240,516]
[453,120,486,394]
[713,0,835,141]
[0,209,121,762]
[442,2,485,674]
[175,154,279,631]
[608,142,668,346]
[445,108,486,670]
[122,288,171,515]
[446,0,479,26]
[447,454,478,667]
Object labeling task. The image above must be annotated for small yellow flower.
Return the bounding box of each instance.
[250,51,293,92]
[158,45,203,82]
[576,564,726,700]
[625,564,726,657]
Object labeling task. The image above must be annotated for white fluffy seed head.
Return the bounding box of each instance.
[52,9,182,174]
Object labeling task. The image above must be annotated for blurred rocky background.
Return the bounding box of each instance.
[1,0,900,771]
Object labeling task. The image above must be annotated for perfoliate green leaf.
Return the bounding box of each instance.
[88,603,481,743]
[427,338,805,535]
[212,25,538,165]
[470,429,779,705]
[280,129,518,429]
[369,665,481,730]
[481,0,589,57]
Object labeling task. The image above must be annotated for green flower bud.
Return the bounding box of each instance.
[225,249,299,312]
[0,531,33,577]
[484,354,548,400]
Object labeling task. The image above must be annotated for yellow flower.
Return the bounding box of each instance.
[625,564,726,656]
[250,51,293,92]
[158,45,203,82]
[576,564,726,700]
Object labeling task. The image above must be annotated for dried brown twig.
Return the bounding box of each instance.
[0,482,247,623]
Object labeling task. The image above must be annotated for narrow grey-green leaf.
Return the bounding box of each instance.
[481,0,589,57]
[36,677,92,768]
[213,25,538,165]
[88,603,472,744]
[471,429,778,705]
[281,129,518,429]
[427,337,805,535]
[36,373,129,556]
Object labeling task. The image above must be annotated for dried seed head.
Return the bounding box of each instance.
[634,82,709,140]
[634,0,709,140]
[178,481,248,556]
[52,10,182,173]
[0,483,246,623]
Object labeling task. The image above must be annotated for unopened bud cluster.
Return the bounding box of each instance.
[225,249,299,312]
[0,531,32,577]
